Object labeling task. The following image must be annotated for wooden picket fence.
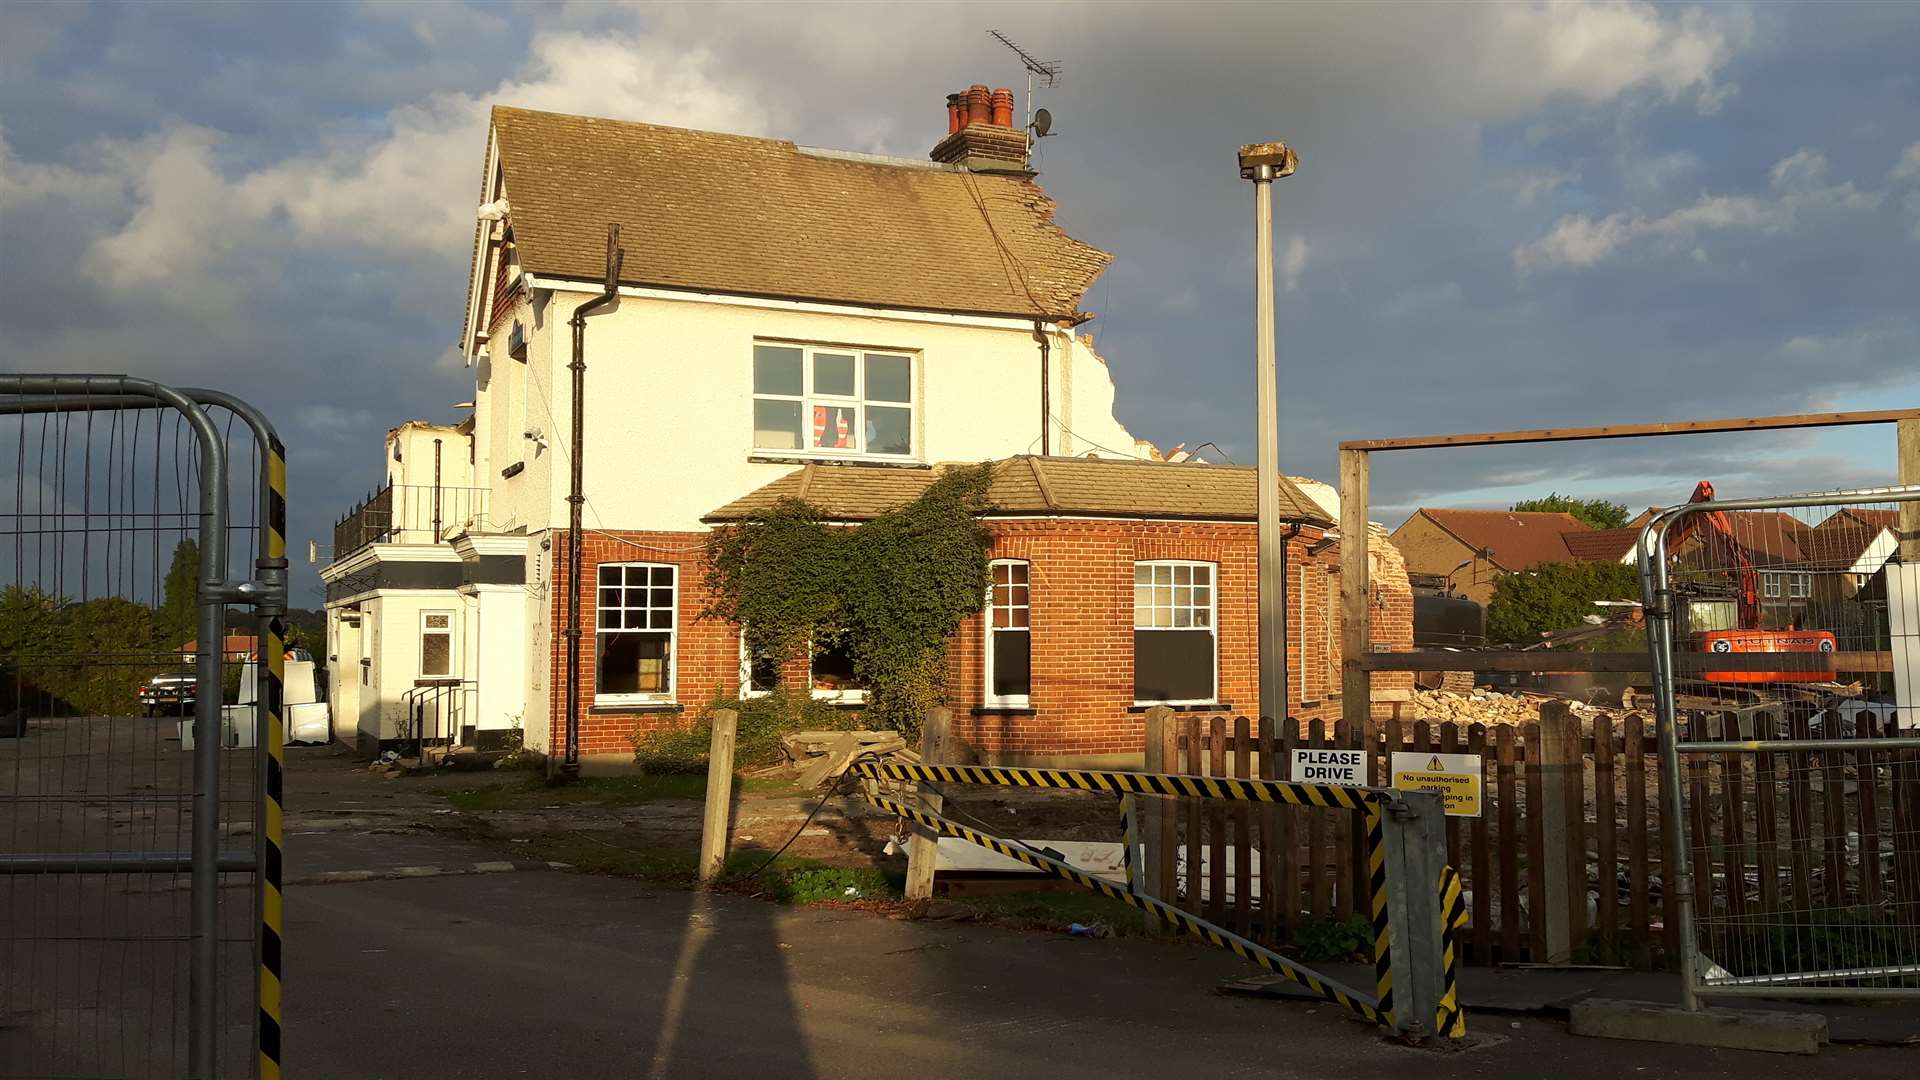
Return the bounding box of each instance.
[1147,706,1920,969]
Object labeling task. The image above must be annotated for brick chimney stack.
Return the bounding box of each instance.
[931,84,1029,172]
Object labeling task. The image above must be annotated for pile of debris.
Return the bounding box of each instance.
[1404,689,1621,726]
[782,729,917,788]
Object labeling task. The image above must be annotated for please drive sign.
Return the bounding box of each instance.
[1290,748,1366,787]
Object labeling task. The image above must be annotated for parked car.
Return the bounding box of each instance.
[139,672,196,718]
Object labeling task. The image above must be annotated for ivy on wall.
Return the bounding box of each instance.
[703,463,994,733]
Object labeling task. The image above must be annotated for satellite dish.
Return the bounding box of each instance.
[1031,108,1053,137]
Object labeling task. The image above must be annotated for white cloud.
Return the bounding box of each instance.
[1514,148,1882,274]
[1501,168,1576,207]
[63,31,772,297]
[1281,234,1310,293]
[1481,1,1749,114]
[1893,143,1920,184]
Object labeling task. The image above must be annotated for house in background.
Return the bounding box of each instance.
[320,90,1412,768]
[1388,508,1593,605]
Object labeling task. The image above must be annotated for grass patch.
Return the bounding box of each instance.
[429,772,805,813]
[950,889,1147,935]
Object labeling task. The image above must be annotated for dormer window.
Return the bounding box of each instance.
[508,320,527,361]
[752,342,916,460]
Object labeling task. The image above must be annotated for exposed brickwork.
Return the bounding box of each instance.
[542,519,1414,759]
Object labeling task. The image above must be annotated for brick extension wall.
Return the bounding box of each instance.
[546,520,1413,760]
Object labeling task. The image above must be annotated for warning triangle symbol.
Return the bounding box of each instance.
[1427,756,1444,771]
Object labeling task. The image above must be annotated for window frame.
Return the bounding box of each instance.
[738,629,780,700]
[1131,559,1219,707]
[1788,572,1811,599]
[1762,572,1783,599]
[751,341,918,462]
[809,637,868,705]
[594,562,677,705]
[983,559,1033,708]
[419,610,454,678]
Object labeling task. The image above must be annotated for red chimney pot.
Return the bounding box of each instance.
[965,84,992,126]
[945,93,962,135]
[991,88,1015,128]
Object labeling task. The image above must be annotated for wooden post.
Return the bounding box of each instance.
[1536,700,1580,962]
[904,707,952,901]
[1338,448,1371,735]
[1899,418,1920,561]
[1138,705,1172,933]
[696,708,738,885]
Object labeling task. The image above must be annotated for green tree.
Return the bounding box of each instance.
[1510,492,1631,530]
[0,586,64,710]
[57,597,158,715]
[159,539,199,648]
[1486,561,1641,644]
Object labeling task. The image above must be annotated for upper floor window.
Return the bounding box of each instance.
[752,343,915,459]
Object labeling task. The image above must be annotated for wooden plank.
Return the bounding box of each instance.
[1307,717,1331,921]
[1656,713,1679,966]
[1496,724,1521,963]
[1467,723,1492,964]
[904,708,952,901]
[1332,718,1354,921]
[1182,715,1202,920]
[696,708,739,885]
[1342,718,1367,922]
[1141,705,1172,935]
[1684,713,1713,953]
[1158,713,1179,912]
[1785,708,1816,917]
[1899,417,1920,563]
[1821,710,1849,909]
[1752,709,1782,919]
[796,731,862,790]
[1207,715,1228,926]
[1258,715,1286,945]
[1593,713,1618,957]
[1336,407,1920,452]
[1894,729,1920,908]
[1562,715,1588,957]
[1338,448,1371,737]
[1854,708,1883,908]
[1350,650,1893,673]
[1624,713,1651,966]
[1232,715,1253,940]
[1440,722,1464,888]
[1719,712,1748,929]
[1524,721,1549,963]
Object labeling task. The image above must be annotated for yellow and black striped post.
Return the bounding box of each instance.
[1366,804,1395,1029]
[855,760,1391,809]
[259,437,287,1079]
[1434,865,1469,1039]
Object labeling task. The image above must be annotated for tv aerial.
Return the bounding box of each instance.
[988,29,1062,137]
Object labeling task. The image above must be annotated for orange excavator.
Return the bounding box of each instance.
[1667,481,1834,683]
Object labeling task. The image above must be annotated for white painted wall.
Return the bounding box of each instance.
[466,584,528,736]
[347,589,469,746]
[522,538,553,753]
[326,608,362,743]
[492,288,1143,534]
[386,423,474,490]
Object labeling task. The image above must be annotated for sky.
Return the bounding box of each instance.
[4,1,1920,605]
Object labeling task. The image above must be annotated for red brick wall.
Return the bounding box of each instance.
[547,520,1413,759]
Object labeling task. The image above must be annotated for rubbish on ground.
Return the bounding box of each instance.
[1068,922,1111,939]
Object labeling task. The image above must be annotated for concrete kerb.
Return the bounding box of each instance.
[1569,999,1828,1056]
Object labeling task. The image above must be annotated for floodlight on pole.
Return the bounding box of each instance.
[1238,140,1299,729]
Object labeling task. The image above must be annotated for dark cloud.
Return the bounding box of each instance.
[3,0,1919,605]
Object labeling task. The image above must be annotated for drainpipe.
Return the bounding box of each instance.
[562,224,624,779]
[1033,320,1051,456]
[432,437,443,542]
[1282,522,1301,717]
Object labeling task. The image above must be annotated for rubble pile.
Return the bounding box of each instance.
[1405,689,1621,726]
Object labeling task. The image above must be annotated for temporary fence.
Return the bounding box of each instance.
[1,376,288,1079]
[855,746,1466,1041]
[1641,486,1920,1006]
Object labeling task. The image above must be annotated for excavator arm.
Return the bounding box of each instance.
[1665,480,1764,629]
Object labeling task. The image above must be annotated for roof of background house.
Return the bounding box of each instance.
[1820,507,1897,531]
[704,457,1333,526]
[177,634,258,657]
[484,106,1111,319]
[1793,524,1891,570]
[1402,509,1591,572]
[1561,526,1641,563]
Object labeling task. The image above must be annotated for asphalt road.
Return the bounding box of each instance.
[286,859,1917,1079]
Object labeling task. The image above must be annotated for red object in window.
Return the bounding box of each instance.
[812,406,852,449]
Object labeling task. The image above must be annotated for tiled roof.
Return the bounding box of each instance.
[1412,509,1590,571]
[1562,526,1640,563]
[704,457,1334,526]
[1794,524,1890,570]
[487,106,1111,318]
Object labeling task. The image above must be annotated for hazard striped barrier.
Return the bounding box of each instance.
[853,760,1395,809]
[1434,865,1469,1039]
[861,791,1391,1030]
[1366,804,1395,1029]
[258,436,287,1080]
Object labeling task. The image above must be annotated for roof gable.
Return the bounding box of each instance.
[1414,508,1590,571]
[483,106,1111,319]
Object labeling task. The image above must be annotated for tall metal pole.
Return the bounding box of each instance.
[1240,142,1298,726]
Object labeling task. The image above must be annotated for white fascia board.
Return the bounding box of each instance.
[524,276,1047,334]
[454,533,532,559]
[317,543,462,584]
